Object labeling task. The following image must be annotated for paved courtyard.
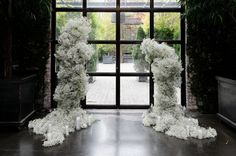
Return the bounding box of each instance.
[87,63,180,105]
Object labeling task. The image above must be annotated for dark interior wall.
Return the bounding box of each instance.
[0,0,11,79]
[0,0,51,109]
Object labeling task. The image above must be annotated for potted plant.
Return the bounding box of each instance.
[0,0,50,128]
[132,27,149,82]
[87,47,98,83]
[98,45,114,64]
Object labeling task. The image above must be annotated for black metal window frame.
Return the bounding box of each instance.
[51,0,186,109]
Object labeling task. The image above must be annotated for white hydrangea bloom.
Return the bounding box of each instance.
[29,17,96,147]
[141,38,217,140]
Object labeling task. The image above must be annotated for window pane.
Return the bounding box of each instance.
[87,0,116,8]
[121,0,150,8]
[154,13,180,40]
[56,12,82,39]
[120,12,150,40]
[120,44,149,73]
[154,0,180,8]
[87,77,116,105]
[87,44,116,73]
[121,77,149,105]
[56,0,82,8]
[87,13,116,40]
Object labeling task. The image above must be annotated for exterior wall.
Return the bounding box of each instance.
[186,76,198,110]
[43,53,51,108]
[185,21,198,110]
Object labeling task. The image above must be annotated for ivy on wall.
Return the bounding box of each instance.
[180,0,236,113]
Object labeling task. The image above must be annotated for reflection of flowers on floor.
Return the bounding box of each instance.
[141,38,217,139]
[28,17,95,147]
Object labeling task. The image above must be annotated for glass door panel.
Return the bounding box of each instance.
[120,77,149,105]
[86,77,116,105]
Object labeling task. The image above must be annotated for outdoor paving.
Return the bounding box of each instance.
[87,63,180,105]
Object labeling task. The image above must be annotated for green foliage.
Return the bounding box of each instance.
[154,27,174,40]
[180,0,236,113]
[132,27,149,72]
[88,13,115,40]
[88,13,97,40]
[97,45,115,61]
[87,52,98,72]
[154,12,180,39]
[153,12,180,57]
[87,14,98,72]
[136,26,146,40]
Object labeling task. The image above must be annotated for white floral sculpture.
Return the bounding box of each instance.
[141,38,217,140]
[28,17,95,147]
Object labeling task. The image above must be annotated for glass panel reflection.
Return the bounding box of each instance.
[87,44,116,73]
[154,13,180,40]
[87,77,116,105]
[120,12,150,40]
[154,0,180,8]
[121,77,149,105]
[120,44,149,73]
[121,0,150,8]
[87,0,116,8]
[87,12,116,40]
[56,0,82,8]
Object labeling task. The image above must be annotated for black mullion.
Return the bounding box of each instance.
[149,0,154,106]
[119,105,150,109]
[117,8,151,12]
[152,8,181,12]
[81,0,87,108]
[55,39,181,45]
[88,40,117,44]
[87,73,116,76]
[51,0,56,108]
[55,8,83,12]
[180,6,186,107]
[116,0,120,109]
[84,105,117,109]
[155,40,181,44]
[84,105,149,109]
[56,7,181,12]
[120,40,181,44]
[120,41,142,44]
[87,72,150,77]
[86,8,119,12]
[82,0,87,16]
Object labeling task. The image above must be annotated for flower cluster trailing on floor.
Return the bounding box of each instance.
[141,38,217,140]
[28,17,95,147]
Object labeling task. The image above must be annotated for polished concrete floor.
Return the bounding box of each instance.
[0,110,236,156]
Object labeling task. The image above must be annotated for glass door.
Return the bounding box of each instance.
[53,0,184,109]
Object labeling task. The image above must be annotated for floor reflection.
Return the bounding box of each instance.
[0,110,235,156]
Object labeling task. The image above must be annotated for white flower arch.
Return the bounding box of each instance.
[28,19,216,147]
[28,17,95,147]
[141,38,217,139]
